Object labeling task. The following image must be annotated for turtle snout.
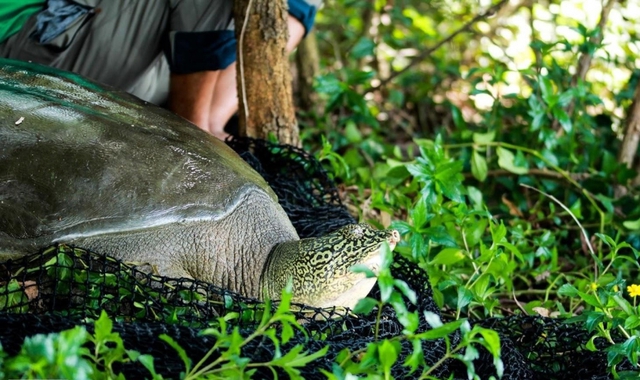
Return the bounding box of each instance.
[388,230,400,246]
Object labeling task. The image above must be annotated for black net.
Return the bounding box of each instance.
[0,137,636,379]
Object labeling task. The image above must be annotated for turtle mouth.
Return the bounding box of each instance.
[360,231,400,274]
[389,230,401,245]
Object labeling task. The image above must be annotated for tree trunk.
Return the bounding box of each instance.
[618,79,640,189]
[234,0,299,146]
[295,29,322,114]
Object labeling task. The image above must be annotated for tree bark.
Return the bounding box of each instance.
[295,29,322,114]
[619,80,640,182]
[234,0,299,145]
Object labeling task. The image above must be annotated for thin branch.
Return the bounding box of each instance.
[520,184,600,277]
[372,0,510,90]
[618,79,640,168]
[463,168,593,181]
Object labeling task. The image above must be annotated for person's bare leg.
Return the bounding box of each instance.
[207,64,237,140]
[285,14,306,52]
[169,15,307,140]
[206,15,307,138]
[168,70,219,131]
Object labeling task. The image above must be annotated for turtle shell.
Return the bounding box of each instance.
[0,58,278,251]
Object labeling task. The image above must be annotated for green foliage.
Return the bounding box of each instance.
[4,1,640,378]
[303,0,640,376]
[162,284,329,379]
[335,243,503,379]
[0,310,150,379]
[0,245,252,326]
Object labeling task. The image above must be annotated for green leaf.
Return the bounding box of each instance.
[393,279,417,304]
[577,291,603,308]
[612,294,634,315]
[467,186,484,210]
[497,147,528,174]
[472,131,496,144]
[457,287,473,310]
[552,107,572,133]
[353,297,378,314]
[351,37,375,59]
[159,334,192,372]
[350,264,376,278]
[423,311,443,328]
[586,335,599,351]
[623,217,640,231]
[471,151,488,181]
[274,344,329,370]
[344,120,363,143]
[94,310,113,339]
[419,319,465,340]
[404,339,425,373]
[539,76,554,102]
[624,315,640,330]
[451,104,466,129]
[622,336,639,365]
[137,354,162,379]
[430,248,466,266]
[569,199,582,219]
[477,328,501,357]
[314,74,344,95]
[378,340,399,374]
[411,196,429,227]
[557,90,574,107]
[585,312,606,332]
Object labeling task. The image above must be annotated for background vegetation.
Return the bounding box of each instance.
[298,0,640,375]
[3,0,640,378]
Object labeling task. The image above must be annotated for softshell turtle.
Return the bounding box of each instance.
[0,59,400,308]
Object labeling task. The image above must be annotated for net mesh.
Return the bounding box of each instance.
[0,137,635,379]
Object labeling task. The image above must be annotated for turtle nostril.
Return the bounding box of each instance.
[390,230,400,243]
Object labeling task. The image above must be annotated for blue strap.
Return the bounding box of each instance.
[31,0,90,44]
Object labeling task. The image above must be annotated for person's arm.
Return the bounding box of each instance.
[169,14,306,140]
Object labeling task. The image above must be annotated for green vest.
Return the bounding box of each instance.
[0,1,46,44]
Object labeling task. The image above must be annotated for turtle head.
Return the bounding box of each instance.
[261,223,401,308]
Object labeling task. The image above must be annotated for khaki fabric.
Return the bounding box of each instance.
[0,0,233,103]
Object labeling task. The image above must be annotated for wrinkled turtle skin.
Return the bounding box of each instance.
[0,59,399,308]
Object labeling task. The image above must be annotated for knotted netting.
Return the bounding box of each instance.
[0,137,636,379]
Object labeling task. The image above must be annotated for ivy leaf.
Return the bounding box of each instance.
[497,147,528,174]
[539,76,554,103]
[472,131,495,144]
[553,107,572,133]
[471,150,488,181]
[351,37,375,59]
[451,104,466,129]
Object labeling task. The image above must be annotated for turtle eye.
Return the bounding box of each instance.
[349,224,365,238]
